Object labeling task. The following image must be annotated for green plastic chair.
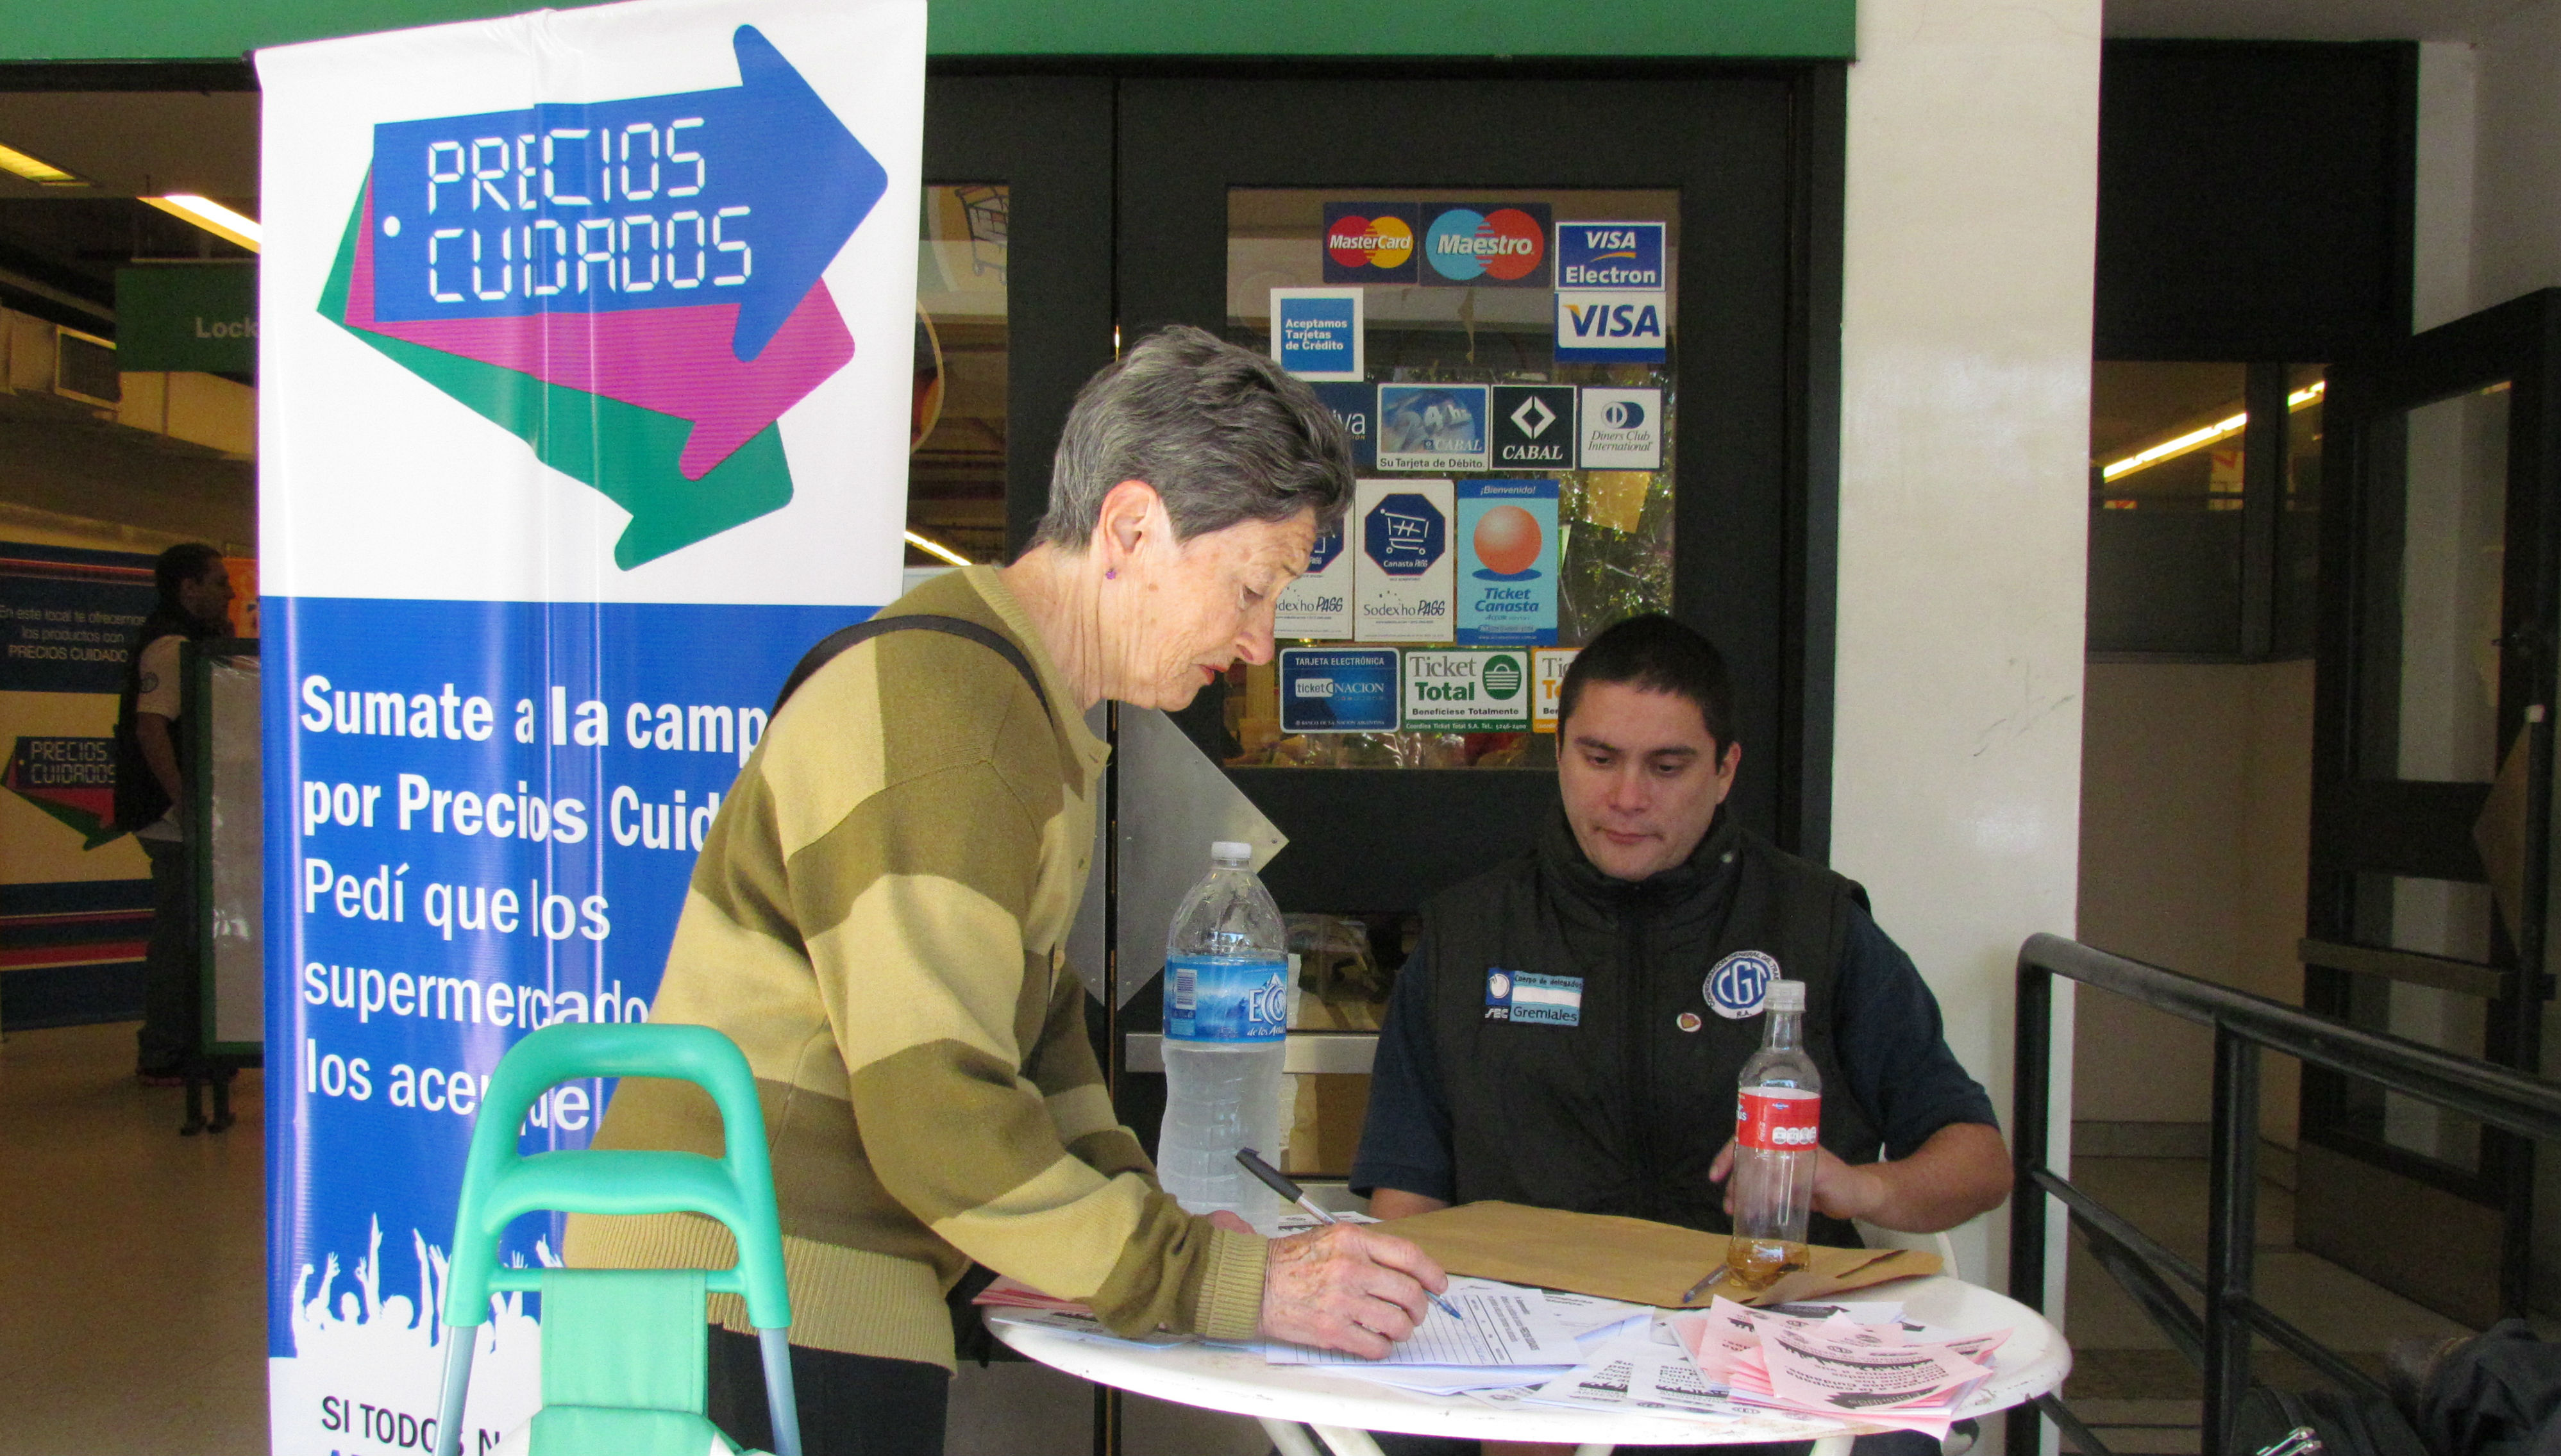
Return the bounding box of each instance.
[432,1022,803,1456]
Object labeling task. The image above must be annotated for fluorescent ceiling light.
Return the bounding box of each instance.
[903,530,972,567]
[0,142,82,187]
[2097,377,2326,483]
[144,194,261,253]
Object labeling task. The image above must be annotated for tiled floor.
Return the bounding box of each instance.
[0,1021,269,1456]
[1,1021,2540,1456]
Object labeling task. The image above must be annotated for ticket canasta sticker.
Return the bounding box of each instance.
[1735,1087,1822,1151]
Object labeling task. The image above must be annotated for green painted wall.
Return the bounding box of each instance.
[0,0,1852,63]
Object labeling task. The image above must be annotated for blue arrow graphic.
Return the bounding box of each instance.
[365,25,886,362]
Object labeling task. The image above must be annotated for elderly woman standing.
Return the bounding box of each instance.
[569,326,1448,1456]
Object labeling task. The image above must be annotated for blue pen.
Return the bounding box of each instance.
[1236,1147,1464,1323]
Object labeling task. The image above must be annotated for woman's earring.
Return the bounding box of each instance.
[1106,569,1117,580]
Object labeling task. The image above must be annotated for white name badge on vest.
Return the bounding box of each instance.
[1484,967,1583,1025]
[1706,950,1779,1019]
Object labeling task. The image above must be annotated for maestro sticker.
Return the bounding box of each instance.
[1420,202,1552,288]
[1706,950,1780,1019]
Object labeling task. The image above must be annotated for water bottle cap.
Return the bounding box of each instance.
[1765,979,1806,1012]
[1211,841,1254,867]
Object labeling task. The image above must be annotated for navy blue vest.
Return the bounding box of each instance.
[1413,807,1883,1246]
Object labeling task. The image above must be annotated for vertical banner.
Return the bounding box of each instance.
[256,1,920,1451]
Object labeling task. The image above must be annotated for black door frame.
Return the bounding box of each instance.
[2310,287,2561,1318]
[1109,65,1845,889]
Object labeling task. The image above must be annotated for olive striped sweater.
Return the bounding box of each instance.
[565,566,1264,1366]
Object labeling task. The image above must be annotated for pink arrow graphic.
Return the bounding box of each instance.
[346,181,853,481]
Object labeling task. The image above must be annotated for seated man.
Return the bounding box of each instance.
[1352,614,2010,1454]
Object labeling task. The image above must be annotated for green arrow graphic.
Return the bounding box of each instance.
[315,187,793,569]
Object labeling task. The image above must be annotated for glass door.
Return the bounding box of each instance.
[2302,290,2561,1328]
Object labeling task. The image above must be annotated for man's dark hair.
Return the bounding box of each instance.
[152,542,224,612]
[1036,324,1355,548]
[1556,614,1737,751]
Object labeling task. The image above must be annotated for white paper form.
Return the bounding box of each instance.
[1323,1364,1563,1396]
[1264,1276,1579,1367]
[1525,1338,1747,1418]
[1538,1288,1654,1348]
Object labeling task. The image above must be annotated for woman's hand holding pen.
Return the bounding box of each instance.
[1255,1222,1450,1360]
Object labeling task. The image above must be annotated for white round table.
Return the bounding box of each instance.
[989,1275,2072,1456]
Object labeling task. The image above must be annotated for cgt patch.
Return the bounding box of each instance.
[1485,967,1583,1026]
[1706,950,1780,1019]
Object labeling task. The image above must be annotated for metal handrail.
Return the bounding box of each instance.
[2007,932,2561,1456]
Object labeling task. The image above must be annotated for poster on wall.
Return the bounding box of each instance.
[256,0,921,1450]
[0,543,158,1025]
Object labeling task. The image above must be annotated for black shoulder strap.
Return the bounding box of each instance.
[771,614,1056,726]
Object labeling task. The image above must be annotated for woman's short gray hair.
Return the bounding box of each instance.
[1036,324,1355,549]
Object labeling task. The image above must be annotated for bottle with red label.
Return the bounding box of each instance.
[1726,978,1821,1289]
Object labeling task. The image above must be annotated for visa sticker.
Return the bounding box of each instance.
[1706,950,1778,1019]
[1486,967,1582,1026]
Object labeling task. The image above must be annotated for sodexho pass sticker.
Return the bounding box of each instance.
[1166,955,1288,1042]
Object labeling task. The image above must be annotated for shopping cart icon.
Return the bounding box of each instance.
[1364,491,1447,576]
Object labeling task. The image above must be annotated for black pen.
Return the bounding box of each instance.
[1236,1147,1463,1322]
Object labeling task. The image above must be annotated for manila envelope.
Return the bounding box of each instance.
[1382,1200,1942,1309]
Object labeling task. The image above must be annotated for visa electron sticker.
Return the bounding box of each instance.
[1484,967,1583,1026]
[1403,648,1529,731]
[1556,221,1665,290]
[1353,478,1454,642]
[1279,647,1398,733]
[1275,523,1352,639]
[1322,202,1420,285]
[1531,647,1578,732]
[1377,383,1488,472]
[1555,290,1668,364]
[1581,387,1663,469]
[1491,384,1577,469]
[1165,955,1288,1042]
[1270,287,1364,382]
[1736,1087,1822,1151]
[1456,479,1557,647]
[1421,202,1551,288]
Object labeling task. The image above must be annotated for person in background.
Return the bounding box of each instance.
[113,542,236,1130]
[1352,614,2013,1456]
[570,326,1449,1456]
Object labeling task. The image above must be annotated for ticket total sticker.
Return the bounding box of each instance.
[1402,648,1530,732]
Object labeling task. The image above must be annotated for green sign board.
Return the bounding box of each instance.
[115,266,257,375]
[0,0,1856,60]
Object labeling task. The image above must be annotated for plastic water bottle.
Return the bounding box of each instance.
[1159,841,1291,1226]
[1726,978,1822,1288]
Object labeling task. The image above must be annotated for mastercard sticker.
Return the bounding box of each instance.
[1322,202,1420,285]
[1420,201,1552,289]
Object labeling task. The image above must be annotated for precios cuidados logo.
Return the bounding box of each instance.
[319,26,887,567]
